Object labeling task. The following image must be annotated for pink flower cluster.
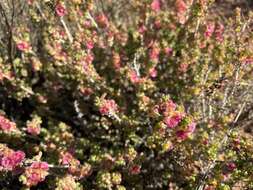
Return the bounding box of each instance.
[26,118,41,136]
[23,161,49,187]
[60,152,88,176]
[175,0,187,24]
[60,152,80,166]
[27,125,40,136]
[99,99,118,116]
[151,0,161,12]
[0,150,25,171]
[159,100,177,116]
[55,3,67,17]
[0,115,17,132]
[164,113,183,129]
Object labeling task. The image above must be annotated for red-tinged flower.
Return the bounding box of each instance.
[203,139,209,145]
[149,67,157,78]
[138,25,147,34]
[226,162,236,172]
[241,57,253,64]
[0,115,17,132]
[151,0,161,12]
[55,3,67,17]
[204,23,215,38]
[129,165,141,175]
[99,99,118,116]
[96,14,109,28]
[176,130,189,140]
[17,41,30,52]
[164,113,182,128]
[186,122,196,133]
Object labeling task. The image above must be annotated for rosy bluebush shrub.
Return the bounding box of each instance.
[0,0,253,189]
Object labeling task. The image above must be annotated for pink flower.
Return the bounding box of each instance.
[204,23,215,38]
[86,41,94,50]
[164,113,182,128]
[149,67,157,78]
[55,3,67,17]
[129,70,140,84]
[164,47,173,56]
[17,41,30,52]
[99,99,118,116]
[151,0,161,12]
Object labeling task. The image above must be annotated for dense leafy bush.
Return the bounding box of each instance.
[0,0,253,189]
